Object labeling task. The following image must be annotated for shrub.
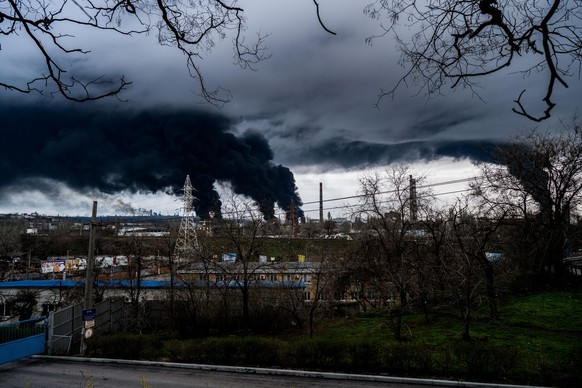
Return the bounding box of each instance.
[453,342,521,380]
[86,333,156,360]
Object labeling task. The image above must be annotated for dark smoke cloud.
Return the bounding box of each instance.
[502,144,552,212]
[291,136,507,169]
[0,104,302,219]
[405,110,481,140]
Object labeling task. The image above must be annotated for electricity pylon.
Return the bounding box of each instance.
[174,175,199,262]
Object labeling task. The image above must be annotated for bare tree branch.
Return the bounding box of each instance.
[312,0,336,35]
[366,0,582,121]
[0,0,268,105]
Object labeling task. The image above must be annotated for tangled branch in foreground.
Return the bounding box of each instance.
[0,0,269,106]
[365,0,582,121]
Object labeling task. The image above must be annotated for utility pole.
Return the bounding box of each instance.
[319,182,324,224]
[84,201,97,309]
[26,249,31,280]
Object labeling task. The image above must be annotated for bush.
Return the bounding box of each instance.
[86,333,164,360]
[382,344,438,375]
[348,341,382,372]
[453,342,521,380]
[289,338,351,370]
[164,336,286,367]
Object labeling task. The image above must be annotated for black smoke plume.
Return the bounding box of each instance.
[501,144,552,213]
[295,137,507,168]
[0,104,303,219]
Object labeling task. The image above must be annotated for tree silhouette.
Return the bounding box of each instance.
[365,0,582,121]
[1,0,268,105]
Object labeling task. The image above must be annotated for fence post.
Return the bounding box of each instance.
[110,299,114,333]
[47,311,54,356]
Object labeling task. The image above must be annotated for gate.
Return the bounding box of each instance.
[47,298,125,355]
[47,303,83,356]
[0,317,47,364]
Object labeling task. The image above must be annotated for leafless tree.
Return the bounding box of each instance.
[474,118,582,282]
[1,0,268,105]
[411,206,450,322]
[7,289,39,321]
[446,197,506,327]
[160,221,179,323]
[305,253,336,338]
[119,235,152,332]
[444,201,483,340]
[323,212,336,236]
[364,0,582,121]
[354,165,434,339]
[269,268,307,331]
[213,193,268,330]
[174,226,229,335]
[0,218,24,279]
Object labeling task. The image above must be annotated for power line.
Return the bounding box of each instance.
[284,184,476,217]
[417,177,475,189]
[301,176,477,206]
[121,175,479,218]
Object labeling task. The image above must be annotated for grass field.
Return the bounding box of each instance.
[87,290,582,387]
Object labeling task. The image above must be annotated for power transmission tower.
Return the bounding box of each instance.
[174,175,199,262]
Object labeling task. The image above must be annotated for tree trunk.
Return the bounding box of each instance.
[309,306,316,338]
[390,288,408,340]
[483,260,498,319]
[390,309,402,340]
[169,254,175,322]
[544,226,567,286]
[461,284,472,341]
[462,320,471,341]
[242,282,249,330]
[421,294,430,323]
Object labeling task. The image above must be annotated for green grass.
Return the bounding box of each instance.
[298,292,581,385]
[87,290,582,386]
[501,291,582,331]
[309,315,394,342]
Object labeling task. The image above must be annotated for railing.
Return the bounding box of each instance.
[0,317,46,364]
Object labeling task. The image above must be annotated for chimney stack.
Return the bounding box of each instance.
[319,182,324,223]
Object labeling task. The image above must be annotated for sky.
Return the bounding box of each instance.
[0,0,580,219]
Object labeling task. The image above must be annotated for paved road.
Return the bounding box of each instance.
[0,357,455,388]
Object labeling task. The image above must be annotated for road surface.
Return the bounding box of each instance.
[0,357,445,388]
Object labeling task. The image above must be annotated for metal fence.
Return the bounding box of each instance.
[0,317,46,364]
[47,298,125,355]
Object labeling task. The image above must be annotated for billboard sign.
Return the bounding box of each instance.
[42,258,86,273]
[41,260,66,274]
[222,253,236,263]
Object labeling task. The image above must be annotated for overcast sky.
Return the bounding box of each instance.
[0,0,580,219]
